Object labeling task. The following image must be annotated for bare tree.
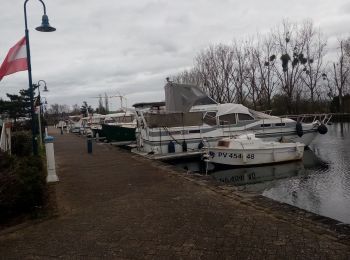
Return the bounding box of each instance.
[195,44,236,103]
[331,39,350,112]
[171,19,337,114]
[252,35,278,110]
[231,41,250,105]
[172,68,201,86]
[299,21,327,111]
[272,20,310,114]
[104,93,109,114]
[47,103,71,115]
[71,104,80,115]
[246,42,261,110]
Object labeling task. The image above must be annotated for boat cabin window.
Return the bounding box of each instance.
[113,115,134,123]
[217,140,230,147]
[104,118,115,124]
[203,112,217,126]
[275,123,286,127]
[260,124,271,128]
[219,114,236,125]
[237,113,254,121]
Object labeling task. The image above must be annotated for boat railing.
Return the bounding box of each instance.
[260,110,273,115]
[281,113,333,124]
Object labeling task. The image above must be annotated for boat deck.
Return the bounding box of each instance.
[131,148,204,160]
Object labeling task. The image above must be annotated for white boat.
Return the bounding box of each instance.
[99,111,137,142]
[207,134,305,166]
[79,111,137,140]
[134,82,330,157]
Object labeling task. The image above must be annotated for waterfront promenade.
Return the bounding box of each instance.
[0,128,349,259]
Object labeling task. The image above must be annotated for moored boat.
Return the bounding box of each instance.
[102,124,136,143]
[100,111,137,142]
[207,134,305,166]
[134,82,330,157]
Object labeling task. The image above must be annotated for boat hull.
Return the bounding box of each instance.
[102,124,136,142]
[137,128,317,155]
[208,144,304,166]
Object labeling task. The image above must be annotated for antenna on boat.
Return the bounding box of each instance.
[109,92,127,112]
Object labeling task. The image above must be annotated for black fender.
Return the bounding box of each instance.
[168,141,175,153]
[182,140,188,152]
[318,124,328,135]
[198,140,204,149]
[296,122,303,137]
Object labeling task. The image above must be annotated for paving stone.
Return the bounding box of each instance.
[0,127,349,259]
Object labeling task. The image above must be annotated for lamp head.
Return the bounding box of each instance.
[36,14,56,32]
[43,85,48,92]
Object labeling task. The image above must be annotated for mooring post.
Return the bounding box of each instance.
[45,136,58,183]
[87,137,92,154]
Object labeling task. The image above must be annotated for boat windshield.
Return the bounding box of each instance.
[112,115,134,123]
[203,112,217,126]
[237,113,255,121]
[248,109,278,119]
[219,114,237,125]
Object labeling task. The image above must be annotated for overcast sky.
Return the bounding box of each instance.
[1,0,349,111]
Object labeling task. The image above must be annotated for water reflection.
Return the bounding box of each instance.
[212,161,305,192]
[171,123,350,224]
[211,149,328,193]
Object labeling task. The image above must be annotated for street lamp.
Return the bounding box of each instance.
[34,79,48,146]
[24,0,56,156]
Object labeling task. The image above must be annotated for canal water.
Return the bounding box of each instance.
[172,123,350,224]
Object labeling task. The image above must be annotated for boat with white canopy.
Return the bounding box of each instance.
[133,82,330,158]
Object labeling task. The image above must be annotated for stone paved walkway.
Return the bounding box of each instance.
[0,128,349,259]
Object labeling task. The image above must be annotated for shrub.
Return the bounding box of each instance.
[0,151,47,223]
[0,151,13,170]
[15,156,47,211]
[11,131,32,157]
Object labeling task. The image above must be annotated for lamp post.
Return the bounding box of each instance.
[24,0,55,156]
[34,79,48,146]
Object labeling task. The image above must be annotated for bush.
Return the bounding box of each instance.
[0,151,47,223]
[11,131,32,157]
[15,156,46,211]
[0,151,13,170]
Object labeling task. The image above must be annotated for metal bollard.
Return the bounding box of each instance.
[87,138,92,154]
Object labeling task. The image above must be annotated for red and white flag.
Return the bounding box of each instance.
[0,37,28,81]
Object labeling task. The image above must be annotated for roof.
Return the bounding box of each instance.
[164,82,217,112]
[216,103,252,117]
[133,102,165,108]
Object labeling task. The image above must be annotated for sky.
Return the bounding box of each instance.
[0,0,349,111]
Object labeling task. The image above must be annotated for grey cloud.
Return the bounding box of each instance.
[1,0,350,108]
[340,3,350,14]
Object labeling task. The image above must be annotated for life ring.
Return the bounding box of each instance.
[296,122,303,137]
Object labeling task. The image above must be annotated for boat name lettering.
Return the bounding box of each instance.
[217,152,255,159]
